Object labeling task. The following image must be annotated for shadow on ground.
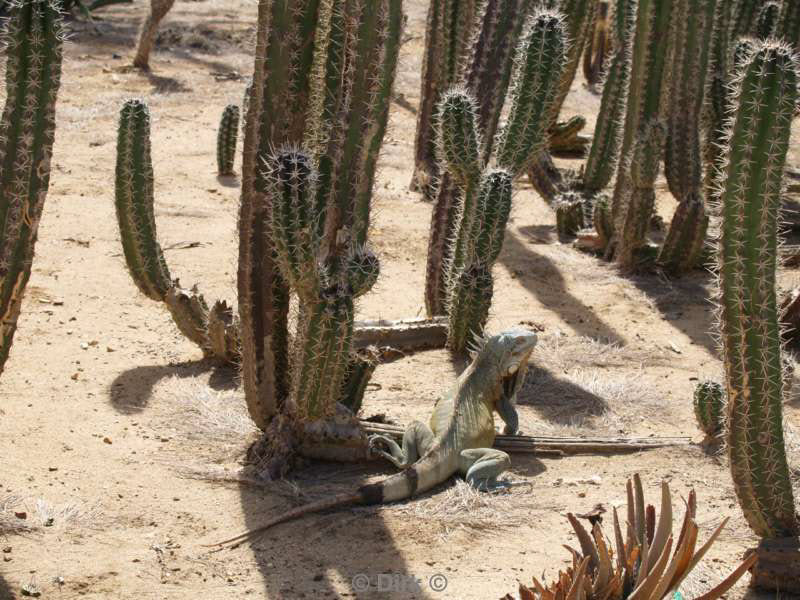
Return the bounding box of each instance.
[501,231,624,345]
[108,359,237,414]
[0,574,12,600]
[517,366,609,426]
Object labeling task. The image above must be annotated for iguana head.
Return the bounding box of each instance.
[477,328,537,403]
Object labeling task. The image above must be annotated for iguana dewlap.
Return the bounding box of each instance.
[210,328,537,547]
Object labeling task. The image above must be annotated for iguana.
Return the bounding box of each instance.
[210,328,537,548]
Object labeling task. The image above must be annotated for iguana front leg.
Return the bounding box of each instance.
[495,394,519,435]
[369,421,435,469]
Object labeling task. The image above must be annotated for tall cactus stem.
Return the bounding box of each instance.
[657,193,709,274]
[716,41,799,539]
[0,0,64,377]
[756,1,781,40]
[582,0,610,86]
[217,104,240,176]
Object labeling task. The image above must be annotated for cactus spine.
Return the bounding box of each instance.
[424,0,535,318]
[114,100,239,363]
[716,41,799,539]
[657,0,716,273]
[609,0,673,267]
[439,11,566,351]
[693,380,725,436]
[411,0,484,196]
[217,104,239,176]
[0,0,64,377]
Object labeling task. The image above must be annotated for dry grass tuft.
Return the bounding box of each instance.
[389,480,550,540]
[0,495,101,535]
[0,495,35,536]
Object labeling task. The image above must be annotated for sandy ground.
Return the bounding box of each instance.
[1,1,799,598]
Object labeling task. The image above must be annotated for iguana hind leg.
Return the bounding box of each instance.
[459,448,513,491]
[369,421,434,469]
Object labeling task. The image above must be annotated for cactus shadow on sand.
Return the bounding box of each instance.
[500,229,624,345]
[235,462,438,600]
[0,574,12,600]
[108,359,237,414]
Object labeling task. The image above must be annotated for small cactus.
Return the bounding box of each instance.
[0,0,65,377]
[716,41,799,539]
[693,380,725,436]
[555,193,586,238]
[217,104,239,176]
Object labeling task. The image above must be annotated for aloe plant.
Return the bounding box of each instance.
[0,0,65,377]
[715,39,799,591]
[505,476,757,600]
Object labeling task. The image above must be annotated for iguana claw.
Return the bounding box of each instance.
[476,480,534,494]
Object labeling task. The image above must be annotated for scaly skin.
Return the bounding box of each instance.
[210,329,537,547]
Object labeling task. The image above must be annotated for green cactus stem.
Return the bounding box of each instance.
[217,104,239,176]
[238,0,325,429]
[411,0,484,196]
[133,0,175,70]
[592,194,613,247]
[582,0,610,86]
[779,0,800,52]
[717,41,799,540]
[582,0,635,196]
[0,0,64,377]
[732,0,763,39]
[693,380,725,437]
[609,0,673,268]
[432,11,565,351]
[339,349,379,415]
[425,0,535,317]
[115,99,239,361]
[756,1,781,40]
[657,193,709,274]
[447,264,493,353]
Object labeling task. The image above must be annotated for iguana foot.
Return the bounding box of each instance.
[473,480,534,493]
[368,434,410,468]
[368,421,434,469]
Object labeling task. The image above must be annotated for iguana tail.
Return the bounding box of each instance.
[205,492,362,548]
[206,465,441,549]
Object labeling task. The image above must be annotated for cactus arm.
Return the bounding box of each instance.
[0,0,64,376]
[494,10,567,178]
[718,42,799,539]
[114,100,172,302]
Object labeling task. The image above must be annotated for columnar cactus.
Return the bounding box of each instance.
[411,0,484,196]
[756,1,781,40]
[114,100,239,363]
[436,11,566,351]
[0,0,64,377]
[550,0,597,121]
[238,0,324,428]
[657,0,716,273]
[779,0,800,51]
[582,0,635,196]
[555,193,586,238]
[693,380,725,437]
[217,104,239,176]
[582,0,609,86]
[716,41,799,540]
[609,0,674,267]
[424,0,535,317]
[133,0,176,70]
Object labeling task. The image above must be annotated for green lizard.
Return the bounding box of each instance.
[211,328,537,548]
